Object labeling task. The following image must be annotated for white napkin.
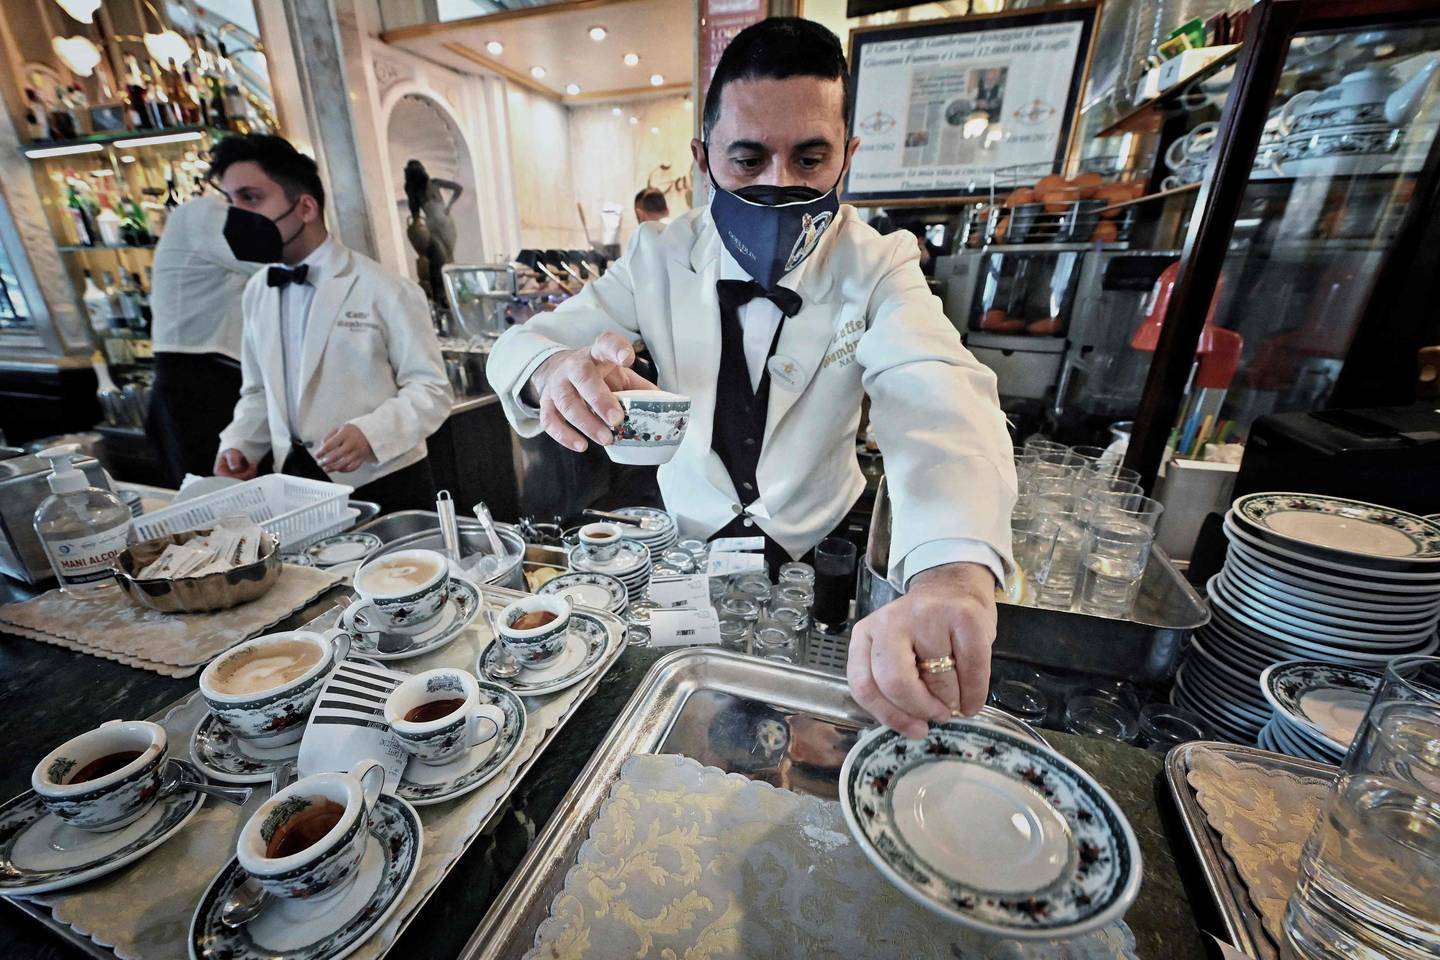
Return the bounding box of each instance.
[297,660,410,791]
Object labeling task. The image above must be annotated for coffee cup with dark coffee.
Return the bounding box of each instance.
[578,522,624,562]
[345,548,450,636]
[31,720,169,831]
[199,628,352,746]
[496,595,572,669]
[236,760,387,906]
[383,668,505,766]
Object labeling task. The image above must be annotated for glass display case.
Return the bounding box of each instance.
[1121,0,1440,485]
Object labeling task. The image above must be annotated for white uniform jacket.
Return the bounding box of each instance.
[218,241,452,489]
[487,205,1016,588]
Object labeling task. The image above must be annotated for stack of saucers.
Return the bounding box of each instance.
[567,539,653,605]
[1257,661,1379,765]
[613,507,679,555]
[1174,492,1440,747]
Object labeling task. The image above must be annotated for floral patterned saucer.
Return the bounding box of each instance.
[1260,660,1380,754]
[536,571,628,615]
[397,680,527,805]
[189,712,302,785]
[188,794,421,960]
[1233,493,1440,570]
[839,720,1141,939]
[341,577,480,660]
[478,612,615,696]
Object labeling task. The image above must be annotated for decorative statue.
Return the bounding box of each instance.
[401,159,463,301]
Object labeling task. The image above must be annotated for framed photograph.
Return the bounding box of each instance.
[844,2,1101,206]
[88,104,127,133]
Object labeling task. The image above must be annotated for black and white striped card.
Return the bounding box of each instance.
[297,660,412,788]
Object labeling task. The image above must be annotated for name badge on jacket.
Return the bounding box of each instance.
[767,354,803,391]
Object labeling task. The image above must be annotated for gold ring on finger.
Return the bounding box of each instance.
[917,655,955,674]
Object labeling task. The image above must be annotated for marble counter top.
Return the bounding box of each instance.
[0,615,1215,960]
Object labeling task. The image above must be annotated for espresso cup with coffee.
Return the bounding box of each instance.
[31,720,168,831]
[237,760,387,907]
[346,549,450,636]
[383,668,505,766]
[578,522,623,562]
[497,595,572,668]
[199,628,352,746]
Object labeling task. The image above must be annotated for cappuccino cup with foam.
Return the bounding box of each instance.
[200,628,351,745]
[345,549,450,636]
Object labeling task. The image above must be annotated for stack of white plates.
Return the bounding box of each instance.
[567,539,653,605]
[1175,492,1440,747]
[1257,661,1379,764]
[613,507,679,555]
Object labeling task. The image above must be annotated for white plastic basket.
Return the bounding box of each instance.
[131,475,354,553]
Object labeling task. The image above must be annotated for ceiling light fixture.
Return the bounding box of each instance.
[530,65,546,79]
[623,53,639,67]
[628,116,638,125]
[143,29,191,68]
[485,40,504,55]
[611,107,623,116]
[53,0,101,23]
[588,26,607,41]
[119,155,137,164]
[649,73,664,86]
[89,169,114,177]
[24,142,103,159]
[52,35,101,77]
[650,127,659,135]
[112,131,204,148]
[565,83,581,95]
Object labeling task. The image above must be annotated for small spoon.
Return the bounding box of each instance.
[161,762,251,805]
[483,610,522,680]
[219,761,296,927]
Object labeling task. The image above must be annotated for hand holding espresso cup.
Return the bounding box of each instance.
[528,331,658,452]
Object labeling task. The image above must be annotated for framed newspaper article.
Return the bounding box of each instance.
[844,3,1100,206]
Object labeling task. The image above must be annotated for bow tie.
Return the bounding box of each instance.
[716,279,803,318]
[267,264,310,289]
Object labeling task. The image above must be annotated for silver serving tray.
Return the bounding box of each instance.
[458,648,1048,960]
[6,583,626,960]
[1164,741,1337,960]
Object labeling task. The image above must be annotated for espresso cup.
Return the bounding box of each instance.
[346,548,450,635]
[384,668,505,766]
[199,628,351,746]
[237,760,386,907]
[579,522,623,562]
[608,389,691,465]
[497,594,572,668]
[31,720,168,831]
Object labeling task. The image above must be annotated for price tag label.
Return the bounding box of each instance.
[706,551,767,577]
[649,607,721,648]
[645,575,710,609]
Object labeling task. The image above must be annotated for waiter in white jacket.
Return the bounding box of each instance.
[211,135,451,513]
[488,20,1016,738]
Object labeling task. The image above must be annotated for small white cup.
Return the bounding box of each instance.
[346,548,450,635]
[237,760,386,909]
[199,628,351,746]
[578,522,623,562]
[384,668,505,766]
[497,594,573,669]
[608,389,691,465]
[32,720,169,832]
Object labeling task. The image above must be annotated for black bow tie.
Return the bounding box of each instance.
[267,264,309,289]
[716,279,803,318]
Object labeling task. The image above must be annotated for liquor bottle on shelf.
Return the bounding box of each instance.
[25,88,52,141]
[124,56,153,130]
[66,85,91,136]
[205,45,228,128]
[117,271,142,330]
[96,199,123,247]
[99,271,124,330]
[49,87,78,140]
[132,271,152,333]
[181,63,207,126]
[162,60,200,126]
[65,177,99,247]
[81,270,109,334]
[119,194,152,246]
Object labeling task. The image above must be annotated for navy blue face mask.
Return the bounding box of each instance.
[706,156,841,290]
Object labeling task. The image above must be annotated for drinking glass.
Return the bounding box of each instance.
[718,596,760,624]
[1031,447,1085,481]
[709,577,728,603]
[1086,491,1165,531]
[1086,460,1141,486]
[1033,511,1086,609]
[730,577,772,613]
[1080,475,1145,501]
[778,561,815,586]
[718,617,750,654]
[768,604,810,635]
[774,583,814,611]
[1342,655,1440,785]
[1070,445,1111,470]
[752,625,798,663]
[1079,517,1156,615]
[1137,703,1206,752]
[1022,437,1068,457]
[989,679,1050,725]
[812,537,857,628]
[1063,694,1139,742]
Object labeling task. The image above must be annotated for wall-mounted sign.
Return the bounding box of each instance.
[844,3,1100,205]
[699,0,767,108]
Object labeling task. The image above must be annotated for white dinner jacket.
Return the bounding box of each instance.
[218,241,452,489]
[486,206,1017,587]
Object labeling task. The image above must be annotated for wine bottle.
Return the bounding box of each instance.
[65,178,96,246]
[124,56,153,130]
[99,270,124,330]
[117,271,142,329]
[81,271,109,334]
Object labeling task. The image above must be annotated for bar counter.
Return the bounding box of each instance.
[0,574,1216,960]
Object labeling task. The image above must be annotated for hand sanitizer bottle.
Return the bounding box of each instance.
[33,444,131,598]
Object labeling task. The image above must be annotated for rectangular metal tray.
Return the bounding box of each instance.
[457,649,1047,960]
[7,583,627,960]
[1164,741,1337,960]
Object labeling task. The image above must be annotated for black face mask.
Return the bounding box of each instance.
[223,200,301,264]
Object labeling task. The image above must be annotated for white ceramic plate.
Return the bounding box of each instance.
[477,611,617,697]
[568,540,652,578]
[303,532,382,567]
[341,578,480,661]
[536,571,628,613]
[396,681,526,806]
[1208,587,1439,659]
[190,712,302,785]
[1219,566,1440,625]
[839,719,1142,939]
[1224,543,1440,606]
[1224,515,1440,585]
[1232,493,1440,565]
[1260,661,1379,755]
[1210,574,1439,642]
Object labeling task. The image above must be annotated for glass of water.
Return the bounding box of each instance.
[1032,510,1086,609]
[1342,655,1440,787]
[1079,517,1156,616]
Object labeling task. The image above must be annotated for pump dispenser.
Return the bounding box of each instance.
[33,444,131,597]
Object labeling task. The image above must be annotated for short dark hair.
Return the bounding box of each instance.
[634,188,668,214]
[702,18,850,141]
[210,134,326,213]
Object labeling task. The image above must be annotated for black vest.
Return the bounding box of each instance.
[710,292,784,511]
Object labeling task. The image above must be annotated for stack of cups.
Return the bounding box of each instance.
[1283,655,1440,960]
